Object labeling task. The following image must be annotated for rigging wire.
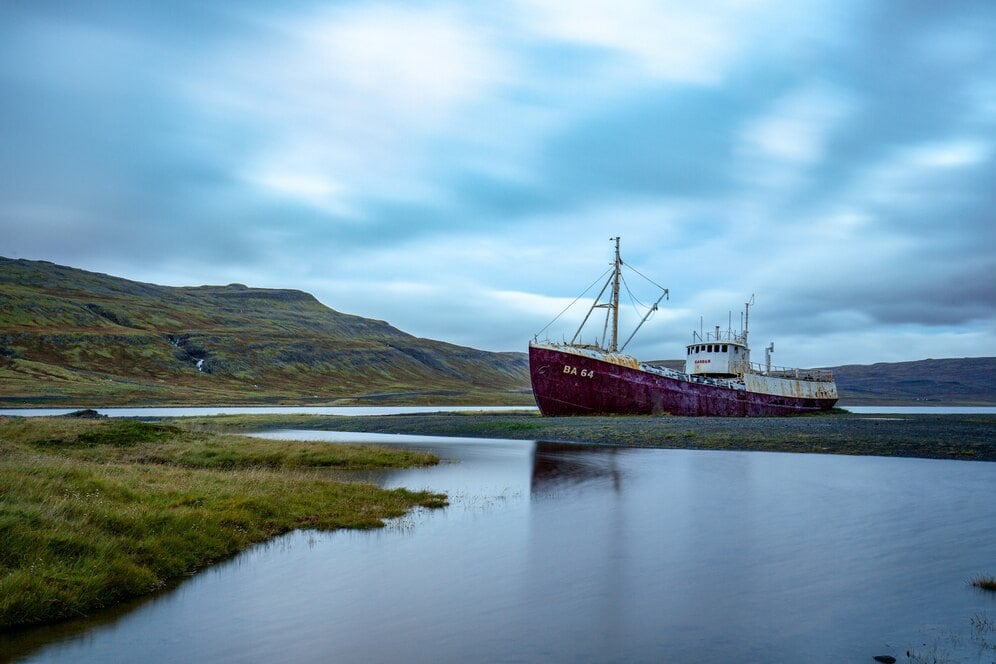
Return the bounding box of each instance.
[533,267,613,339]
[619,271,648,313]
[625,263,669,292]
[620,263,669,330]
[536,250,670,347]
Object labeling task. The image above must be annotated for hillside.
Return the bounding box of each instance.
[0,257,531,406]
[830,357,996,406]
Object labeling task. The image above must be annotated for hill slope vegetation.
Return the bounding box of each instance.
[830,357,996,406]
[0,257,530,406]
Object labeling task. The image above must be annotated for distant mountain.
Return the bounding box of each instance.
[0,257,530,407]
[649,358,996,406]
[829,357,996,406]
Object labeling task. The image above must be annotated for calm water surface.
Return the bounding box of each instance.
[4,434,995,663]
[0,405,535,418]
[3,405,996,417]
[845,406,996,415]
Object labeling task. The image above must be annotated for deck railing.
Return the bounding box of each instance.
[748,362,834,382]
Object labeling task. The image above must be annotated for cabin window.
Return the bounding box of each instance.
[722,344,727,352]
[709,345,714,352]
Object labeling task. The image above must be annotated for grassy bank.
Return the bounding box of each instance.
[0,417,445,629]
[170,411,996,462]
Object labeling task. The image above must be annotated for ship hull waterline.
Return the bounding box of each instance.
[529,345,837,417]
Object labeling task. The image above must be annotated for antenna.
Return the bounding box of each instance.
[743,293,755,343]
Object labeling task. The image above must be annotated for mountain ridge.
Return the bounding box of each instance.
[828,357,996,406]
[0,256,530,406]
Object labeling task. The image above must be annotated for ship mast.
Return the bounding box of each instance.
[609,236,621,352]
[566,236,660,352]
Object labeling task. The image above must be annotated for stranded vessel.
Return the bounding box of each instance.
[528,238,838,416]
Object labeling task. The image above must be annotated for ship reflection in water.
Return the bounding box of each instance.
[531,443,624,495]
[5,433,996,664]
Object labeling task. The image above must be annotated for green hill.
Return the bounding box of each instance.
[0,257,531,407]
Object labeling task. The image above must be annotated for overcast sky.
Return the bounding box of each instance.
[2,1,994,367]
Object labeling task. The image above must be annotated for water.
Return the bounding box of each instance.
[0,405,536,418]
[5,433,995,663]
[844,406,996,415]
[3,405,995,418]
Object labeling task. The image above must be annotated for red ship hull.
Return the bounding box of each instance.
[529,345,837,417]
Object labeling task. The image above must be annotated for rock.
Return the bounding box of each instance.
[873,656,896,663]
[64,409,106,419]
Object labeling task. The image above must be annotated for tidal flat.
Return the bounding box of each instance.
[172,411,996,462]
[0,417,446,630]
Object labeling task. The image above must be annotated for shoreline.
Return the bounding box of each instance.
[176,412,996,463]
[3,396,995,410]
[0,417,446,630]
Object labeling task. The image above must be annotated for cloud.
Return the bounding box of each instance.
[737,85,855,191]
[517,0,741,84]
[514,0,840,87]
[247,169,350,216]
[1,0,994,368]
[905,140,991,169]
[188,4,516,216]
[538,88,751,201]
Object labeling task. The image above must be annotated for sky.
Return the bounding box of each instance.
[2,1,994,368]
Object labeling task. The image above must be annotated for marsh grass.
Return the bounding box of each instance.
[0,417,445,629]
[970,575,996,592]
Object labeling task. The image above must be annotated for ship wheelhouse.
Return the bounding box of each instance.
[684,325,750,378]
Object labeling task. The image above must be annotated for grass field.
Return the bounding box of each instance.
[0,416,446,629]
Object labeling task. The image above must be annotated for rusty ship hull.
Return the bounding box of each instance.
[529,343,838,417]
